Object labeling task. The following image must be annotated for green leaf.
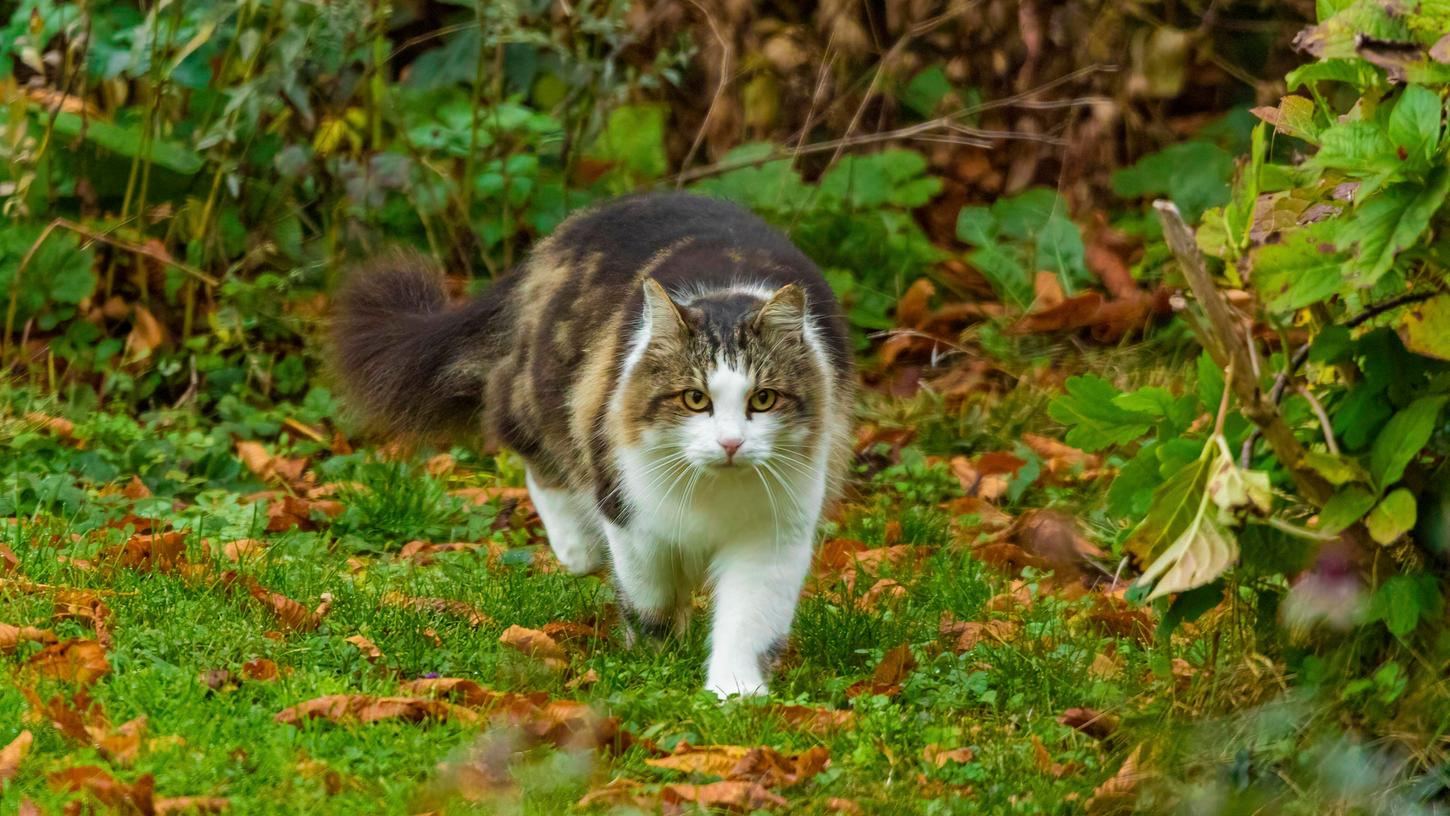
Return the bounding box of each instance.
[588,103,668,182]
[1285,58,1382,91]
[1124,445,1214,564]
[1311,121,1397,173]
[1196,352,1225,416]
[1108,444,1163,518]
[1047,375,1157,452]
[1112,141,1235,222]
[1370,396,1448,488]
[1156,580,1225,640]
[1250,224,1348,312]
[1300,450,1370,486]
[1113,387,1177,417]
[1387,85,1443,165]
[50,112,204,175]
[1366,488,1418,544]
[900,65,952,117]
[1338,170,1450,286]
[819,150,938,209]
[992,188,1065,239]
[1370,574,1443,637]
[955,206,996,246]
[1401,293,1450,360]
[1319,485,1378,534]
[968,244,1033,309]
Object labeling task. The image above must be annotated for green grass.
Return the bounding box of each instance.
[0,390,1165,815]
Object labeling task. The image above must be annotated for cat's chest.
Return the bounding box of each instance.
[620,459,821,548]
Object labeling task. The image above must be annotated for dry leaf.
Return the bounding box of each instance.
[48,765,155,812]
[660,780,788,812]
[155,796,230,814]
[940,616,1020,652]
[1085,745,1147,814]
[847,643,915,698]
[274,695,479,726]
[0,623,57,652]
[498,625,567,670]
[222,539,268,562]
[1057,708,1119,741]
[923,744,975,767]
[241,658,280,681]
[768,704,855,735]
[576,778,655,810]
[1,729,33,783]
[265,495,341,532]
[647,745,752,778]
[382,593,491,627]
[26,639,110,685]
[247,581,331,632]
[0,544,20,573]
[345,635,384,662]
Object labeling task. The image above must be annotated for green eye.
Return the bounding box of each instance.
[749,389,779,412]
[681,389,711,412]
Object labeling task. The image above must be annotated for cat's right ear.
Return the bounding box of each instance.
[642,278,689,342]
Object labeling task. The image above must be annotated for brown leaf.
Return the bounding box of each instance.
[155,796,230,814]
[847,643,916,698]
[121,476,152,500]
[26,639,110,685]
[126,305,168,360]
[660,780,788,812]
[101,531,191,574]
[0,623,57,652]
[26,412,76,440]
[397,540,491,567]
[1012,509,1106,578]
[498,625,568,670]
[1057,708,1119,741]
[729,745,829,788]
[98,717,147,766]
[767,704,855,735]
[247,582,331,632]
[1085,745,1147,814]
[940,616,1021,652]
[265,495,340,532]
[576,779,655,810]
[1031,734,1076,778]
[1,729,33,783]
[0,544,19,573]
[274,695,479,726]
[399,678,517,709]
[241,658,280,681]
[923,744,975,767]
[825,797,866,814]
[381,592,491,627]
[858,578,907,610]
[1086,594,1154,644]
[950,456,1010,501]
[235,441,273,480]
[221,539,268,562]
[647,745,752,778]
[48,765,155,813]
[895,278,936,329]
[345,635,384,662]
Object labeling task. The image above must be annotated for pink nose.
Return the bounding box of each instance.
[718,437,744,459]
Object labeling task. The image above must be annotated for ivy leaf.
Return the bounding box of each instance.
[1387,84,1443,165]
[1047,376,1157,452]
[1338,169,1450,286]
[1401,293,1450,360]
[1366,488,1418,544]
[1370,395,1448,489]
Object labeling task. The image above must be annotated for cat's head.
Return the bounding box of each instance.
[617,278,828,473]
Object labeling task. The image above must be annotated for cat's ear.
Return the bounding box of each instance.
[753,283,807,334]
[642,278,689,341]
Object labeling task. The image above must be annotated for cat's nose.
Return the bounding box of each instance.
[718,437,744,460]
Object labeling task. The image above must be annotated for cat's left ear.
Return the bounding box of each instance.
[753,284,807,334]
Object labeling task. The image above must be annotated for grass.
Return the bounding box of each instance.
[0,386,1175,815]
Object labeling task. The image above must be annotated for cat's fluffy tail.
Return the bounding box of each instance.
[330,250,501,441]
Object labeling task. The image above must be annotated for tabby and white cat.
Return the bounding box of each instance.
[332,193,854,697]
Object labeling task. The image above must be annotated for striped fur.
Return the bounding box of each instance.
[332,192,855,696]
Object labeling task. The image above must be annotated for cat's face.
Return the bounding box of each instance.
[619,280,827,475]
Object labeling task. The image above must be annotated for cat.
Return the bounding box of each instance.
[331,192,854,697]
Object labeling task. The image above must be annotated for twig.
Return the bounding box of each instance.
[1296,384,1339,455]
[1153,200,1334,508]
[677,0,733,187]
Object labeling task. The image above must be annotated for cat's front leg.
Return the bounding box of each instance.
[604,521,685,646]
[704,537,813,698]
[526,470,605,575]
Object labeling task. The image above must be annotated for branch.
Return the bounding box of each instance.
[1153,201,1335,508]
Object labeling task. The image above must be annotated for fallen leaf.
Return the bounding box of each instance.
[121,476,152,500]
[1085,745,1147,814]
[0,544,19,572]
[847,643,916,698]
[26,412,76,440]
[400,677,519,708]
[498,625,567,671]
[895,278,936,328]
[767,704,856,735]
[382,592,491,627]
[221,539,268,562]
[155,796,230,814]
[660,780,787,812]
[26,639,110,685]
[950,456,1010,501]
[1031,734,1077,778]
[923,744,975,767]
[100,531,191,574]
[265,495,341,532]
[0,623,57,652]
[647,745,751,778]
[940,616,1020,652]
[247,581,331,632]
[397,540,491,567]
[241,658,280,681]
[825,797,866,814]
[345,635,384,662]
[858,578,907,610]
[1,729,32,783]
[1011,510,1107,578]
[48,766,155,813]
[274,695,478,726]
[1057,708,1119,740]
[576,778,655,810]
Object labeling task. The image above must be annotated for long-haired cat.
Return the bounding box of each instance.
[332,192,854,697]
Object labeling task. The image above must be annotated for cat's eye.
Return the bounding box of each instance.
[681,389,711,412]
[749,389,779,412]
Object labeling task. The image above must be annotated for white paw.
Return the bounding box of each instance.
[548,534,602,575]
[706,669,767,700]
